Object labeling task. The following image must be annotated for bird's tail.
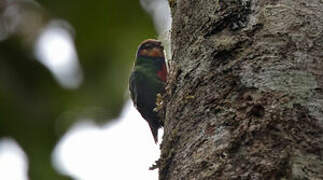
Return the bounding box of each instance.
[148,123,159,144]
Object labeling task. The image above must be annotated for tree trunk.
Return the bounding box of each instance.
[159,0,323,179]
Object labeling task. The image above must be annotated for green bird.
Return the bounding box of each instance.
[129,39,167,143]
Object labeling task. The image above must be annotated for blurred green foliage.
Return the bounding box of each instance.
[0,0,156,179]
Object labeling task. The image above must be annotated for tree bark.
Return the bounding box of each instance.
[159,0,323,179]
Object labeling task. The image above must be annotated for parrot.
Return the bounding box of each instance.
[129,39,167,143]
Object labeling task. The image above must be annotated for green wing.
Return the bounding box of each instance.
[129,70,163,110]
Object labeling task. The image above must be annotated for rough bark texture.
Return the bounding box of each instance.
[159,0,323,179]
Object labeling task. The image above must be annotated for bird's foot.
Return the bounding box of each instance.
[153,93,164,112]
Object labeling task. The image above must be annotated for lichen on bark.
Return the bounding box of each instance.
[158,0,323,179]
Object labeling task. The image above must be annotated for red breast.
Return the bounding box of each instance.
[157,63,167,82]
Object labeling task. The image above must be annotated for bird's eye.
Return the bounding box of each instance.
[145,44,151,49]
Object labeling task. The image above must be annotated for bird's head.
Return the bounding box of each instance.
[136,39,165,58]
